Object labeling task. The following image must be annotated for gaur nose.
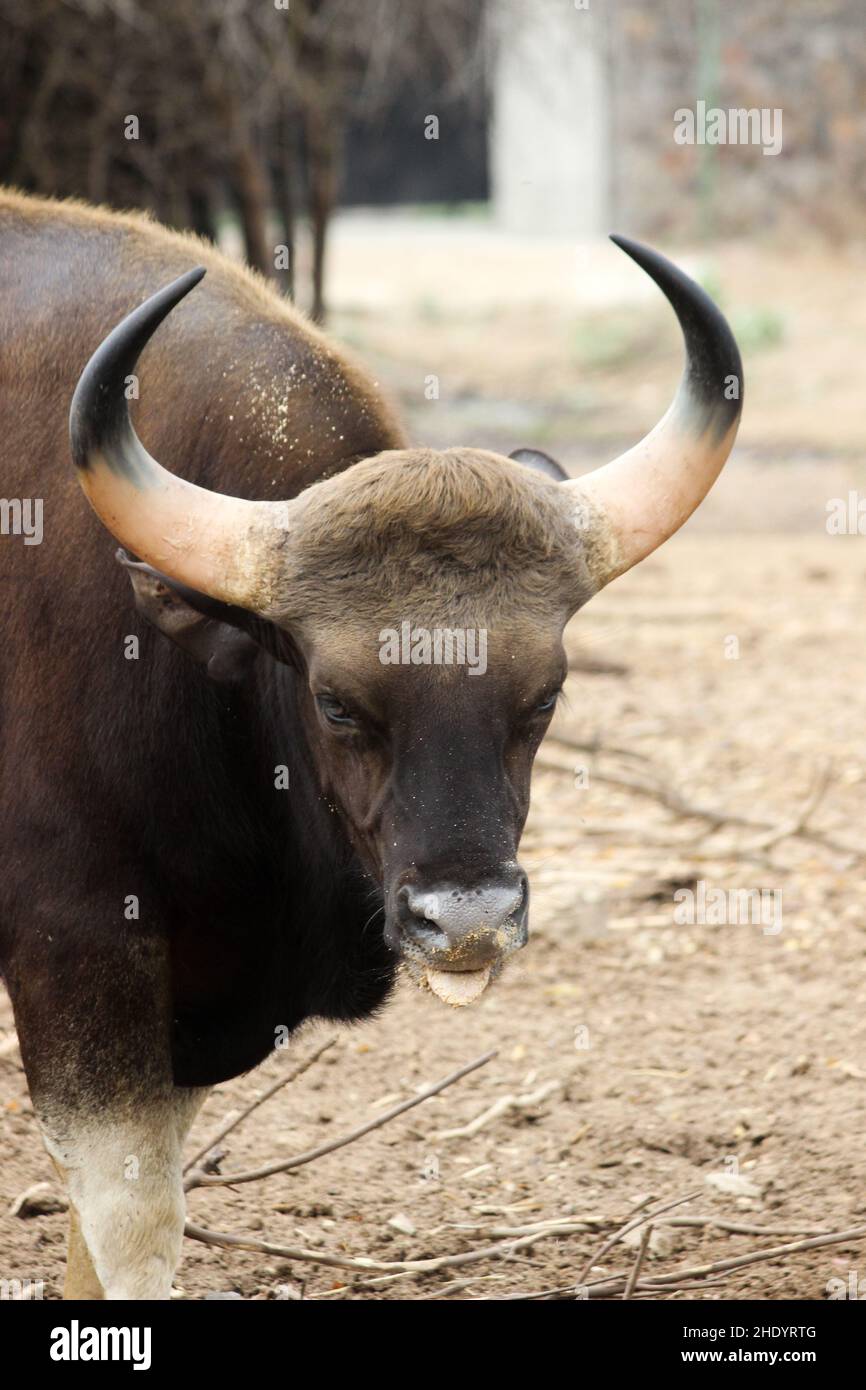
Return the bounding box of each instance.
[396,873,528,970]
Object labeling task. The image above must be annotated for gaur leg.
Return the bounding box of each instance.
[65,1203,104,1301]
[49,1158,103,1300]
[44,1088,206,1300]
[55,1178,105,1300]
[5,885,206,1300]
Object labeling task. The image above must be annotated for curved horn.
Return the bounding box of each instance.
[566,235,743,589]
[70,268,285,610]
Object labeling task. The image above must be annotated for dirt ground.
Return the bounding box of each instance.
[2,226,865,1300]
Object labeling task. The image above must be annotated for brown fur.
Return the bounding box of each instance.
[0,186,407,516]
[277,446,592,630]
[0,185,361,352]
[0,191,582,1300]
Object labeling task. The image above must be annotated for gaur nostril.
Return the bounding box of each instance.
[399,887,447,931]
[395,876,528,967]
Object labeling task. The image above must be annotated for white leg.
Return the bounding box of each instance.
[43,1089,207,1301]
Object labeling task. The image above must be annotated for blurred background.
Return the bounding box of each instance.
[3,0,866,476]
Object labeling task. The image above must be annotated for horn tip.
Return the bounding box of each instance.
[608,233,651,268]
[177,265,206,296]
[166,266,207,304]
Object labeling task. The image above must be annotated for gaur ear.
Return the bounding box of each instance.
[116,549,260,685]
[509,448,569,482]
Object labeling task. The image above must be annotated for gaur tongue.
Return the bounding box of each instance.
[425,965,491,1007]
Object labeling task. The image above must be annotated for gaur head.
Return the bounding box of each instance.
[69,238,742,1005]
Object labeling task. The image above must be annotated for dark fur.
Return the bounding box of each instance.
[0,192,407,1093]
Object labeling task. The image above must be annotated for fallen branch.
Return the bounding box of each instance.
[186,1206,866,1301]
[576,1191,699,1287]
[186,1049,497,1191]
[536,750,862,862]
[728,759,832,856]
[628,1223,866,1290]
[622,1224,653,1300]
[664,1216,833,1239]
[506,1223,866,1301]
[426,1212,831,1243]
[434,1079,560,1141]
[184,1214,605,1278]
[183,1036,337,1182]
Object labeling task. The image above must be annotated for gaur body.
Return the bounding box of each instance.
[0,190,742,1297]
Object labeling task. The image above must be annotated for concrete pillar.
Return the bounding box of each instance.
[490,0,611,236]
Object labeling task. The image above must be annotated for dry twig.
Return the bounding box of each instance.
[505,1223,866,1301]
[434,1079,560,1141]
[186,1049,497,1190]
[623,1224,653,1300]
[183,1036,337,1182]
[576,1191,699,1287]
[537,745,861,862]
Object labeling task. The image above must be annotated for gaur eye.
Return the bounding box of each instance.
[316,694,357,727]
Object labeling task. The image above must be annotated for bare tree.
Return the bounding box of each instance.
[0,0,487,314]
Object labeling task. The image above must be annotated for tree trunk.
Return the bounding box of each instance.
[230,142,273,277]
[304,105,339,323]
[189,187,218,243]
[272,115,297,300]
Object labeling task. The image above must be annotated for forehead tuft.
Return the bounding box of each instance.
[277,447,587,624]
